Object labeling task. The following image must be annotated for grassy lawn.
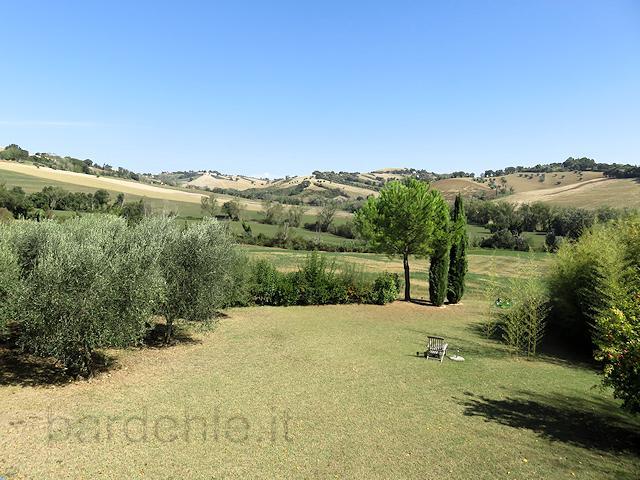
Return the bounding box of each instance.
[1,247,638,479]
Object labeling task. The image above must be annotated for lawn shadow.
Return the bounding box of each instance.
[142,322,202,348]
[0,329,117,387]
[409,298,432,306]
[459,390,640,455]
[466,322,595,369]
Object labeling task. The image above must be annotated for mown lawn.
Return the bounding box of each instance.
[1,248,638,479]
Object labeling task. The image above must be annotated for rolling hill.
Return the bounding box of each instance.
[1,142,639,212]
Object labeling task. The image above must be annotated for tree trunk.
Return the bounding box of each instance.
[403,253,411,301]
[165,317,173,344]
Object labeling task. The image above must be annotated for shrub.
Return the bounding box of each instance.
[248,260,295,306]
[293,251,348,305]
[370,272,400,305]
[247,253,398,307]
[480,229,530,251]
[329,221,356,239]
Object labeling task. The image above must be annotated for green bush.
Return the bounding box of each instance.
[247,253,398,307]
[370,272,400,305]
[248,261,299,306]
[293,251,347,305]
[547,217,640,412]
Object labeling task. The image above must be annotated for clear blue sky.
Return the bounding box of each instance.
[1,1,638,177]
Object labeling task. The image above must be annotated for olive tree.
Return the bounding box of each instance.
[355,179,443,301]
[17,216,167,375]
[158,218,243,341]
[0,227,21,331]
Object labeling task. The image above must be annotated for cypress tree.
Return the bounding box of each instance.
[429,197,450,306]
[447,194,468,304]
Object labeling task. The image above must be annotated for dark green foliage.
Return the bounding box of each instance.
[429,248,449,306]
[447,194,467,304]
[239,232,370,253]
[222,200,241,220]
[370,272,401,305]
[545,231,560,252]
[0,184,32,217]
[247,253,399,307]
[480,229,530,251]
[429,198,450,306]
[93,189,110,208]
[0,144,29,161]
[355,179,446,301]
[120,199,148,224]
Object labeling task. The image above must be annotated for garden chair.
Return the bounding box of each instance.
[418,336,448,362]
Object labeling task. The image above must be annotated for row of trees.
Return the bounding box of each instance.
[0,184,119,218]
[482,157,640,178]
[0,216,243,375]
[354,179,467,305]
[466,199,634,240]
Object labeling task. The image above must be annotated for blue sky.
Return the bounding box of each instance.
[1,1,638,176]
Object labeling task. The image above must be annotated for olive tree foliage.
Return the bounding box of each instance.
[0,227,22,331]
[158,218,244,341]
[15,216,168,375]
[447,194,468,304]
[428,198,451,306]
[355,178,444,301]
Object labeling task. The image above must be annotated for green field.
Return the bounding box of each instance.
[2,247,638,479]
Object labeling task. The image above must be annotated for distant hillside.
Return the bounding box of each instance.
[1,143,638,210]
